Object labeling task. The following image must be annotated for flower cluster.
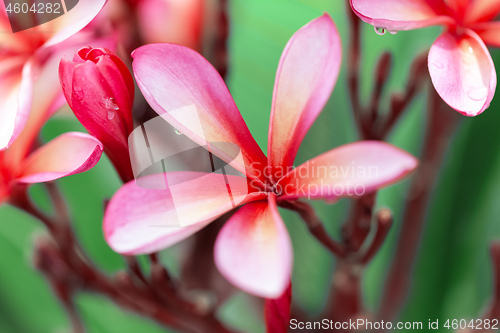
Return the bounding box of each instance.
[6,0,497,330]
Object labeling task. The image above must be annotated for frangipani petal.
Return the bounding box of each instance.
[268,14,341,179]
[350,0,452,31]
[214,195,292,298]
[277,141,417,201]
[132,44,268,184]
[473,22,500,48]
[5,37,115,167]
[446,0,470,18]
[17,132,103,183]
[0,59,34,151]
[466,0,500,24]
[42,0,107,48]
[428,30,496,116]
[104,172,265,255]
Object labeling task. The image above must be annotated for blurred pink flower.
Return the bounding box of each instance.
[0,0,106,150]
[104,14,417,297]
[350,0,500,117]
[136,0,205,51]
[59,47,135,182]
[0,118,103,206]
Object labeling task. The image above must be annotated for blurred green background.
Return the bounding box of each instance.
[1,0,500,332]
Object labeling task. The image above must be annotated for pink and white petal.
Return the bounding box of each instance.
[0,59,35,151]
[466,0,500,24]
[473,22,500,48]
[277,141,417,201]
[41,0,107,48]
[350,0,453,31]
[5,37,113,167]
[16,132,103,183]
[104,172,265,254]
[428,30,496,117]
[132,44,268,184]
[214,195,292,298]
[268,14,341,178]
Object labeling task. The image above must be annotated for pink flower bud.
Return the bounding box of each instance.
[59,47,135,182]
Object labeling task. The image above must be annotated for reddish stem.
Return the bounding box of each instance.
[470,242,500,333]
[379,86,461,321]
[361,209,393,264]
[328,260,363,331]
[342,193,376,252]
[214,0,229,78]
[16,185,235,333]
[281,200,346,258]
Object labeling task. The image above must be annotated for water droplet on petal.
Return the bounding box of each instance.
[432,61,445,69]
[73,87,84,100]
[468,87,488,101]
[107,110,115,120]
[174,128,183,135]
[468,46,473,54]
[374,26,387,36]
[388,30,398,35]
[103,97,120,111]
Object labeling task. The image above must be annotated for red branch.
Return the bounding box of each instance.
[14,184,235,333]
[280,200,346,258]
[379,86,461,321]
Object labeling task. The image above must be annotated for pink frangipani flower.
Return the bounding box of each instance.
[350,0,500,117]
[103,14,417,298]
[0,132,103,204]
[0,0,106,150]
[0,99,103,205]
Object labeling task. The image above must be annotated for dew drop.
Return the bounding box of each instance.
[107,110,115,120]
[468,87,488,101]
[432,61,445,69]
[388,30,398,35]
[374,26,387,35]
[73,87,84,99]
[103,97,120,111]
[174,128,183,135]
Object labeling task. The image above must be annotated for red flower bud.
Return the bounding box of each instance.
[59,47,135,182]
